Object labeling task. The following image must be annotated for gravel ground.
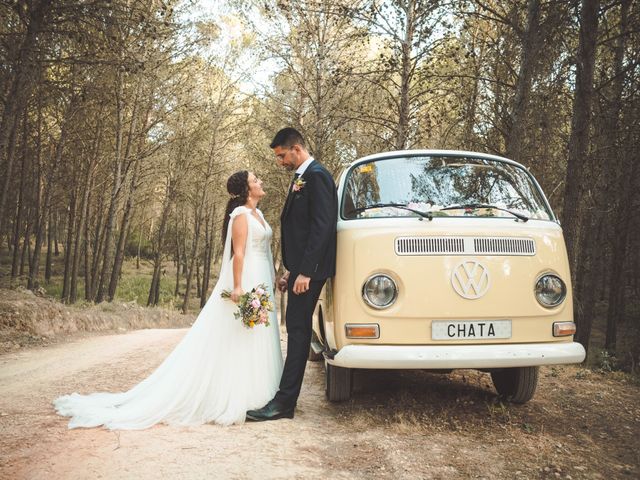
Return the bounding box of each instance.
[0,327,638,480]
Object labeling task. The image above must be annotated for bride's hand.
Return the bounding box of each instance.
[277,272,289,293]
[230,287,244,303]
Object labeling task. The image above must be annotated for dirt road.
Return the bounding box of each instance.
[1,328,638,479]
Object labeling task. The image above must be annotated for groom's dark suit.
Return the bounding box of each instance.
[275,159,337,408]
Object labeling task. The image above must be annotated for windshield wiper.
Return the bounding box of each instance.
[352,203,433,221]
[440,203,529,222]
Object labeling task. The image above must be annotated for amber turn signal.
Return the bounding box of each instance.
[345,324,380,339]
[553,321,576,337]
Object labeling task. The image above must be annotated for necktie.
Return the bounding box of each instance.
[290,173,300,192]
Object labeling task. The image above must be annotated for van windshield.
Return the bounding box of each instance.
[342,155,553,221]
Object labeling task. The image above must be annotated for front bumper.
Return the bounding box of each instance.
[325,342,586,369]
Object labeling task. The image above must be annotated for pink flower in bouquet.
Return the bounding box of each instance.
[221,283,273,329]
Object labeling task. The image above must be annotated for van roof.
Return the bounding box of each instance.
[348,150,527,171]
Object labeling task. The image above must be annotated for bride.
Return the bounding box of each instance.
[54,171,283,429]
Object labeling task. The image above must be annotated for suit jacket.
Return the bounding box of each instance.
[280,160,337,280]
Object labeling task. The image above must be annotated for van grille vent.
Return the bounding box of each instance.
[395,236,536,256]
[474,237,536,255]
[396,237,464,255]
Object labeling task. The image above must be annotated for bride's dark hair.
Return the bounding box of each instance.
[222,170,250,249]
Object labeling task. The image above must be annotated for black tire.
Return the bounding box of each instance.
[490,366,539,403]
[325,361,352,402]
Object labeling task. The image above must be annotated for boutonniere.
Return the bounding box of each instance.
[292,178,306,192]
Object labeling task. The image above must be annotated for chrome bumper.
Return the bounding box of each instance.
[325,342,586,369]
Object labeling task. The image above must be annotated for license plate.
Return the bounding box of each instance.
[431,320,511,340]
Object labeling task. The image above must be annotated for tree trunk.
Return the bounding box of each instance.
[148,182,173,307]
[25,186,39,287]
[0,0,52,237]
[30,92,68,289]
[96,74,125,303]
[634,223,639,297]
[574,215,602,353]
[561,0,600,278]
[83,178,94,301]
[174,220,181,297]
[463,36,482,150]
[44,209,53,282]
[11,203,22,278]
[108,87,148,301]
[89,187,107,300]
[108,167,136,301]
[11,113,29,278]
[182,212,202,314]
[313,19,325,164]
[181,229,188,276]
[604,0,632,353]
[201,237,212,308]
[54,212,60,256]
[200,241,213,308]
[78,122,102,301]
[70,159,93,303]
[61,187,77,303]
[108,205,130,301]
[504,0,540,162]
[136,229,142,270]
[395,0,416,150]
[196,260,201,299]
[200,202,218,308]
[19,210,32,277]
[28,156,52,288]
[606,152,637,348]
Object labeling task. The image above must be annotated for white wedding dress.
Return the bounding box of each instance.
[54,206,283,429]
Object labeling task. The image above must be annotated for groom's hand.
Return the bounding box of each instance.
[292,274,311,295]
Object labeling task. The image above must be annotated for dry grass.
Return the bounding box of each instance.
[0,287,194,353]
[316,365,639,479]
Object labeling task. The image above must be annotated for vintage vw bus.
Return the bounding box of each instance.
[310,150,586,403]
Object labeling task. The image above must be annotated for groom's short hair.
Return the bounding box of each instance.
[270,128,306,149]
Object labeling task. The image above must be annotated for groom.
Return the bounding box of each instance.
[247,127,337,421]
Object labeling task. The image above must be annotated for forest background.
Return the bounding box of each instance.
[0,0,638,371]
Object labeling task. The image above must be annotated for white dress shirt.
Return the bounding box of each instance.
[295,157,314,177]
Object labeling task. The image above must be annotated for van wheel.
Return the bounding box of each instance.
[325,361,352,402]
[490,366,539,403]
[308,331,323,362]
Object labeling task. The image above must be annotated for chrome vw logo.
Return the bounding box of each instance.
[451,261,490,299]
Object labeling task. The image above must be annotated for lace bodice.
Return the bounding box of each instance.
[248,212,272,258]
[230,206,272,259]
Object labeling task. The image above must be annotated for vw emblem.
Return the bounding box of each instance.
[452,261,490,299]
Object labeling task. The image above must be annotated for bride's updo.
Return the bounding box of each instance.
[221,170,249,246]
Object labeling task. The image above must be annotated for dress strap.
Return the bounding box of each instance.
[229,206,250,219]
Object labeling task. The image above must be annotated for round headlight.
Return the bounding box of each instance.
[535,274,566,307]
[362,274,398,309]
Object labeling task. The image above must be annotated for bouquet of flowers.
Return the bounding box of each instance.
[221,283,274,329]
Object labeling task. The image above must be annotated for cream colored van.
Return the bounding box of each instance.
[311,150,586,403]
